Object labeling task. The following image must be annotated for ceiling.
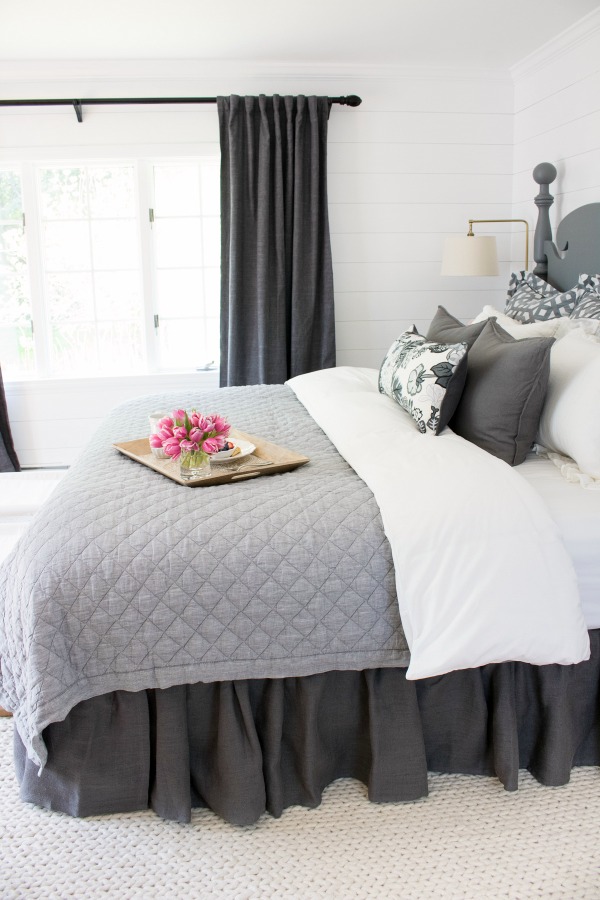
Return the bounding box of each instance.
[1,0,598,69]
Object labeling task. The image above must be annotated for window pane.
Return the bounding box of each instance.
[51,322,98,374]
[154,218,203,268]
[46,273,94,322]
[203,267,220,317]
[202,218,220,266]
[38,162,145,377]
[50,321,144,376]
[90,220,138,270]
[0,326,34,376]
[43,221,91,271]
[88,166,135,218]
[154,166,201,216]
[157,319,209,369]
[0,172,34,378]
[156,269,204,318]
[39,167,88,219]
[94,272,142,321]
[97,321,144,372]
[200,164,220,216]
[0,170,23,220]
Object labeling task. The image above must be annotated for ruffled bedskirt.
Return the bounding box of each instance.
[14,631,600,825]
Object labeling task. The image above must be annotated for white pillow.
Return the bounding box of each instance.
[472,306,561,339]
[555,316,600,341]
[536,329,600,479]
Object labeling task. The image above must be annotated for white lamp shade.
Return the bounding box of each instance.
[441,235,499,276]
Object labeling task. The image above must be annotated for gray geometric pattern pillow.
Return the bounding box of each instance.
[379,331,468,435]
[504,270,577,323]
[571,273,600,320]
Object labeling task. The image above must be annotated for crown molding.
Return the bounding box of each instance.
[510,7,600,82]
[0,58,511,92]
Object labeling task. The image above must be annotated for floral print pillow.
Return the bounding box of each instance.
[378,331,468,435]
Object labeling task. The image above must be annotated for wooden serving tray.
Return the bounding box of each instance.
[113,429,309,487]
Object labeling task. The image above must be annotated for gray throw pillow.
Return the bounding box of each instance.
[450,319,554,466]
[426,306,491,348]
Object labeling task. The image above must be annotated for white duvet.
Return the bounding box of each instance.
[288,367,590,679]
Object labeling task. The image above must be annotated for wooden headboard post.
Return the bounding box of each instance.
[532,162,557,279]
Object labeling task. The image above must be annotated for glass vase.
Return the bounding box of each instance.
[179,450,211,481]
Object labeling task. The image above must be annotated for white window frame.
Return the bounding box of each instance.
[2,153,221,383]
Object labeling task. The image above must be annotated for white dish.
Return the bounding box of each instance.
[210,438,256,464]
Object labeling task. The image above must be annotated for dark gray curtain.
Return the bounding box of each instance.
[218,95,335,387]
[0,364,19,471]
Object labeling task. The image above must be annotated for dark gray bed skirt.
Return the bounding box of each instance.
[14,630,600,825]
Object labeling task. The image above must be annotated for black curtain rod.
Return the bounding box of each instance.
[0,95,362,123]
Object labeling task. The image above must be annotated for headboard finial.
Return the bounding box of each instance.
[533,162,557,186]
[533,162,557,279]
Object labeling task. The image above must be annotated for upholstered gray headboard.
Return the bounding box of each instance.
[532,161,600,291]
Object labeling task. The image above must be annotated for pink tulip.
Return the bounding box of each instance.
[202,437,221,454]
[173,426,187,440]
[158,416,173,430]
[149,434,163,449]
[172,409,187,424]
[163,438,182,459]
[212,415,230,436]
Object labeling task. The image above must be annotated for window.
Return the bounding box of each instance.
[0,168,34,376]
[151,161,220,371]
[0,158,220,380]
[39,163,145,376]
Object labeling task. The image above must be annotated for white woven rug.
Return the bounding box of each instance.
[0,720,598,899]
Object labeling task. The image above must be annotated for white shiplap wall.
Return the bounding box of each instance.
[511,8,600,263]
[1,60,515,465]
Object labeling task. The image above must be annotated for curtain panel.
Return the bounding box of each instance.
[218,95,335,387]
[0,364,19,472]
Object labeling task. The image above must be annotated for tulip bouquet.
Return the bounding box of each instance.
[150,409,231,479]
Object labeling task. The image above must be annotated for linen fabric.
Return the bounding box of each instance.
[14,637,600,824]
[571,273,600,319]
[504,270,578,322]
[450,319,554,466]
[378,331,468,434]
[289,366,589,681]
[217,95,335,386]
[536,328,600,480]
[0,383,408,769]
[425,305,490,348]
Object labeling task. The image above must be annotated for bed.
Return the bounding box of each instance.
[1,165,599,825]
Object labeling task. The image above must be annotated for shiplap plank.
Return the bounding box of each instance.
[331,231,516,264]
[334,260,511,293]
[330,110,511,145]
[514,70,600,144]
[328,141,511,176]
[329,202,513,235]
[328,172,512,205]
[334,290,506,323]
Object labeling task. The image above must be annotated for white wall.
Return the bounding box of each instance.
[1,60,515,465]
[511,9,600,259]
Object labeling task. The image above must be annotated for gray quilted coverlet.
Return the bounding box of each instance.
[0,384,409,766]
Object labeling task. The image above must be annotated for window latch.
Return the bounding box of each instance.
[153,314,159,329]
[149,208,154,228]
[22,213,26,233]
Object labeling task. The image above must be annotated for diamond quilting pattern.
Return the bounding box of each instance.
[0,384,408,767]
